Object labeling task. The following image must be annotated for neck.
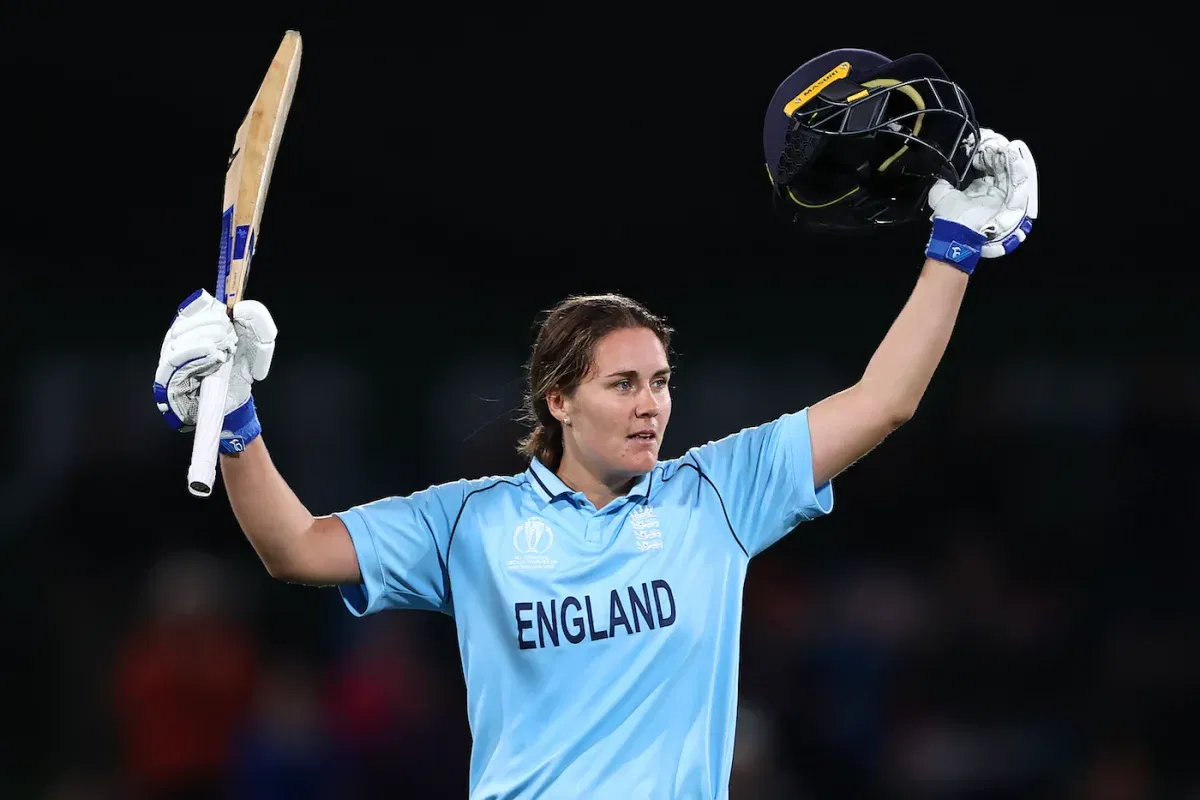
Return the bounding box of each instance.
[555,453,636,510]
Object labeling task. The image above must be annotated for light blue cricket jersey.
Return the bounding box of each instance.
[336,408,834,799]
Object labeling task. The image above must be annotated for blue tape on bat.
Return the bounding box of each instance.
[216,205,234,303]
[234,224,251,260]
[227,224,253,302]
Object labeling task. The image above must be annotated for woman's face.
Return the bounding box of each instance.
[550,326,672,481]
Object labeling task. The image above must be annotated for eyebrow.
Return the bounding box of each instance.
[604,368,672,379]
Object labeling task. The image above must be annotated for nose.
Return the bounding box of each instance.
[635,387,661,418]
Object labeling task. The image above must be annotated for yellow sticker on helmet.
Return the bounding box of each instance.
[783,61,850,117]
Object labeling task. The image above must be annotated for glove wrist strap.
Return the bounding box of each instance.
[220,395,261,454]
[925,218,985,275]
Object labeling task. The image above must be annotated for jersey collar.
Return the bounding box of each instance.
[527,458,656,506]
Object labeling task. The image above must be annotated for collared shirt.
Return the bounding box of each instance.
[336,407,834,799]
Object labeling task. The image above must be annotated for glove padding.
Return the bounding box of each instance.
[925,128,1039,272]
[154,289,276,451]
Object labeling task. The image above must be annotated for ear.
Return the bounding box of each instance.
[545,389,571,423]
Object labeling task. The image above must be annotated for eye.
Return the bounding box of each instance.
[653,376,670,390]
[614,379,632,391]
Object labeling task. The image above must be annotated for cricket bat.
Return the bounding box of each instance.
[187,30,302,497]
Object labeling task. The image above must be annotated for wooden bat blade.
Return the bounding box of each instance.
[188,30,302,498]
[218,29,302,308]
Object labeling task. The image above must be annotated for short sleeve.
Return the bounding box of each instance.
[335,479,467,617]
[686,408,834,558]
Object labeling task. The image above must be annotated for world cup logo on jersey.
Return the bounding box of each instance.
[515,517,554,554]
[508,517,557,571]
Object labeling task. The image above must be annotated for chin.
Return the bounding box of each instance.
[622,449,659,474]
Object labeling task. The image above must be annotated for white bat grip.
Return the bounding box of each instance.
[187,358,234,497]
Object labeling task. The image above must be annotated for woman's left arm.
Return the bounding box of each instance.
[806,129,1039,487]
[808,258,968,487]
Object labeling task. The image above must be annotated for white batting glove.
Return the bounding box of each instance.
[153,289,276,452]
[924,128,1039,274]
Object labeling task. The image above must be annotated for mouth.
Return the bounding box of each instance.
[627,430,657,442]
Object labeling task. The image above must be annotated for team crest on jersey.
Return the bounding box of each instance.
[630,505,662,552]
[508,517,558,571]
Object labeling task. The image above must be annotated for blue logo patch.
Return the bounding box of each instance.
[946,241,979,263]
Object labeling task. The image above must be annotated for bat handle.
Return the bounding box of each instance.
[187,358,234,497]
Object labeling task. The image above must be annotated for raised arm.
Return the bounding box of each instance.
[221,437,360,585]
[156,290,464,606]
[808,258,967,486]
[807,129,1039,486]
[154,290,361,585]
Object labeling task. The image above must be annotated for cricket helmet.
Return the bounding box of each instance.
[763,48,980,233]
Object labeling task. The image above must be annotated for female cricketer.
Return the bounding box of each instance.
[154,118,1038,799]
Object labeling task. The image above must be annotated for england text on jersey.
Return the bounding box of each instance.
[514,578,676,650]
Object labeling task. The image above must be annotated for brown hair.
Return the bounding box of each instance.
[517,293,673,471]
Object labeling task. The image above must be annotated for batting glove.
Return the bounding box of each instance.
[925,128,1039,274]
[153,288,276,453]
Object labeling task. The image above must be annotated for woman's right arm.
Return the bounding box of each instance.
[155,290,361,587]
[221,436,362,586]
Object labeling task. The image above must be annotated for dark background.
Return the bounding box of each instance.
[1,11,1194,800]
